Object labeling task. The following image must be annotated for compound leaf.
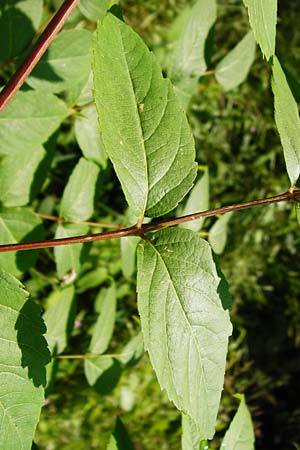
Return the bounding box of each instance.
[243,0,277,60]
[137,228,232,438]
[0,270,50,450]
[272,56,300,186]
[93,14,197,218]
[221,394,255,450]
[216,31,256,91]
[60,158,100,222]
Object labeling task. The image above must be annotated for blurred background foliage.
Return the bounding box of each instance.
[1,0,300,449]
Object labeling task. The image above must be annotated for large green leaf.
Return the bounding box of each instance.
[27,30,93,94]
[272,56,300,186]
[137,228,232,438]
[93,14,197,218]
[243,0,277,60]
[107,417,135,450]
[54,223,89,279]
[215,31,256,91]
[221,394,255,450]
[60,158,100,222]
[0,207,44,276]
[168,0,217,108]
[0,0,42,62]
[182,413,203,450]
[179,169,209,232]
[0,91,68,155]
[0,271,51,450]
[74,104,107,167]
[44,285,75,354]
[79,0,110,21]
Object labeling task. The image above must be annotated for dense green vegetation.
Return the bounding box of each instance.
[0,0,300,449]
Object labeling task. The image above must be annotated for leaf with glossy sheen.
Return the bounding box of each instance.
[107,417,135,450]
[168,0,217,108]
[137,228,232,437]
[209,212,233,255]
[60,158,100,222]
[182,414,203,450]
[79,0,110,21]
[179,169,209,232]
[44,286,75,354]
[93,14,197,218]
[27,30,93,94]
[74,104,107,167]
[54,223,89,279]
[0,91,68,155]
[272,57,300,186]
[243,0,277,60]
[0,207,44,276]
[0,0,42,62]
[221,394,255,450]
[0,271,50,450]
[216,31,256,91]
[89,284,117,355]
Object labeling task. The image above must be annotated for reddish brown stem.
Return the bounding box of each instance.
[0,190,299,253]
[0,0,81,112]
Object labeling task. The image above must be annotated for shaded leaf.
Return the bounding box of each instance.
[44,285,76,354]
[0,271,50,450]
[243,0,277,60]
[0,0,42,62]
[107,417,135,450]
[137,228,232,438]
[182,413,203,450]
[74,104,107,167]
[89,284,117,355]
[0,207,44,276]
[296,203,300,228]
[77,267,108,293]
[168,0,217,108]
[221,394,255,450]
[54,223,89,279]
[272,56,300,186]
[118,332,144,367]
[79,0,110,21]
[84,356,121,394]
[121,236,140,279]
[208,212,233,255]
[93,14,197,218]
[0,91,68,155]
[27,30,93,94]
[216,31,256,91]
[60,158,100,222]
[179,169,209,232]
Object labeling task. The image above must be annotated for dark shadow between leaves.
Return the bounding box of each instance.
[93,358,122,395]
[15,299,51,387]
[15,222,44,272]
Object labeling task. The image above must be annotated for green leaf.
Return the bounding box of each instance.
[74,104,107,167]
[296,203,300,228]
[215,31,256,91]
[182,413,203,450]
[179,169,209,232]
[79,0,110,21]
[107,417,135,450]
[89,284,117,354]
[60,158,100,222]
[54,223,89,279]
[0,0,42,62]
[44,285,75,354]
[77,267,108,293]
[121,236,140,279]
[0,207,44,276]
[93,14,197,218]
[272,56,300,186]
[84,356,121,394]
[118,332,144,367]
[208,212,233,255]
[0,91,68,155]
[137,228,232,438]
[0,270,51,450]
[221,394,255,450]
[243,0,277,60]
[27,30,93,94]
[168,0,217,108]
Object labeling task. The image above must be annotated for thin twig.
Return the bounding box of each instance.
[0,190,299,253]
[0,0,81,112]
[35,212,123,229]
